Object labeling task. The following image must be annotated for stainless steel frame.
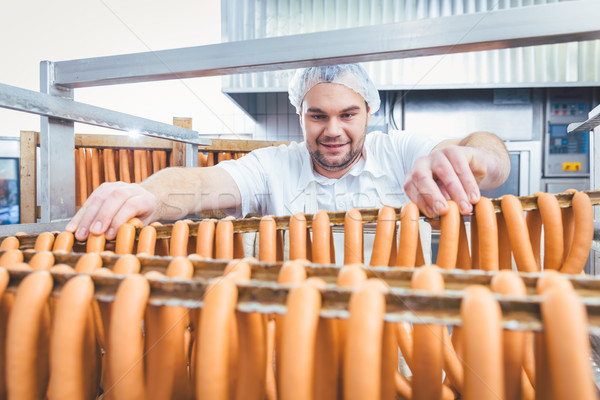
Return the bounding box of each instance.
[54,0,600,88]
[0,0,599,227]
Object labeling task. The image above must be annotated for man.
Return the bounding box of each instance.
[67,64,510,241]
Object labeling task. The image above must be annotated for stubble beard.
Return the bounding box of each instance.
[310,129,366,173]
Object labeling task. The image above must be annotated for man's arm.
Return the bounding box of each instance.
[403,131,510,218]
[66,166,241,240]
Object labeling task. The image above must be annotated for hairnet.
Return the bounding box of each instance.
[288,64,380,115]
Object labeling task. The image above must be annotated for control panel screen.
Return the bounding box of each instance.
[548,124,588,155]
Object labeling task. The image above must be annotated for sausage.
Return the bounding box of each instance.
[461,285,504,400]
[136,225,156,256]
[133,150,143,183]
[313,314,340,400]
[224,259,252,281]
[127,217,144,228]
[52,231,74,253]
[344,283,385,400]
[388,224,398,267]
[195,278,238,400]
[145,257,193,400]
[265,318,277,400]
[539,273,596,399]
[457,215,471,270]
[526,208,542,270]
[279,281,322,400]
[112,254,141,275]
[34,232,55,252]
[74,253,103,273]
[118,149,131,183]
[259,216,277,263]
[289,213,307,261]
[521,367,535,400]
[235,310,267,400]
[562,188,578,264]
[86,233,106,254]
[107,275,149,400]
[411,265,444,398]
[49,264,75,274]
[522,332,536,391]
[0,249,24,268]
[170,220,190,257]
[437,200,460,269]
[325,228,336,264]
[76,148,88,205]
[0,236,19,251]
[196,219,216,258]
[500,195,537,272]
[475,197,498,271]
[48,275,94,400]
[6,271,53,400]
[29,251,55,271]
[490,270,527,400]
[233,233,245,259]
[397,203,418,267]
[85,148,93,197]
[103,149,115,182]
[278,259,308,284]
[370,206,396,266]
[394,371,412,400]
[560,191,593,274]
[215,220,234,260]
[115,223,136,255]
[343,208,363,265]
[441,327,463,394]
[380,322,397,400]
[535,192,564,270]
[470,215,480,269]
[90,148,101,191]
[230,263,266,400]
[311,210,331,264]
[305,226,313,262]
[496,212,512,270]
[394,322,414,376]
[198,152,207,168]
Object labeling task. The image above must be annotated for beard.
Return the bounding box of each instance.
[309,131,366,173]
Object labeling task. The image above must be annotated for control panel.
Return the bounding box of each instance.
[544,90,591,178]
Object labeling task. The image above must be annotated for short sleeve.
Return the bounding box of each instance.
[388,130,443,173]
[218,151,269,217]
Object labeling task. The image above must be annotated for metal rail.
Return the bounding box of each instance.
[4,266,600,334]
[0,82,207,145]
[51,0,600,88]
[4,190,600,243]
[569,104,600,134]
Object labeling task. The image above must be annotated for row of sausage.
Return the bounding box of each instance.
[8,191,595,274]
[74,148,246,206]
[0,254,595,400]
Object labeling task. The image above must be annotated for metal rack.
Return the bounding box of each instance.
[0,0,599,231]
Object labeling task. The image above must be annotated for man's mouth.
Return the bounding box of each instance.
[319,142,348,150]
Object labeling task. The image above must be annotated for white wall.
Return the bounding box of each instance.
[0,0,253,137]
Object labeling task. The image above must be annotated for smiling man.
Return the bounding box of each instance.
[67,63,510,241]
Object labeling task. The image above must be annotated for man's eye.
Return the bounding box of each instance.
[341,113,355,119]
[311,115,326,120]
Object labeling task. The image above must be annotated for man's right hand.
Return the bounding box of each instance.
[65,182,156,241]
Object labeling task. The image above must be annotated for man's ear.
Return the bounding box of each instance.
[299,113,304,128]
[366,107,371,125]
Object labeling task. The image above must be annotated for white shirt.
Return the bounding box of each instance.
[218,130,441,217]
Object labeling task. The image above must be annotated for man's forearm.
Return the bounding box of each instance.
[140,167,204,221]
[140,166,242,222]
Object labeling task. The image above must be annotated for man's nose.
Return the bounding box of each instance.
[324,117,342,136]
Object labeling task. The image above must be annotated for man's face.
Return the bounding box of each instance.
[300,82,370,179]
